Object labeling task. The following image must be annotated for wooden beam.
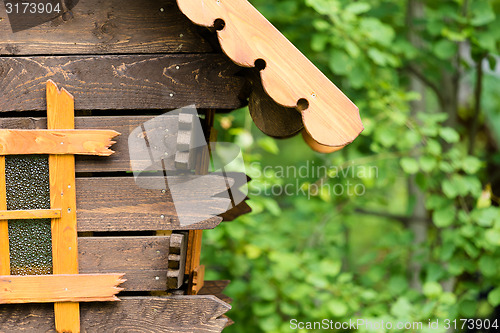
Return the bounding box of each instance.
[78,236,172,292]
[0,209,62,220]
[46,80,81,333]
[0,274,125,304]
[0,55,246,112]
[0,156,9,275]
[0,130,119,156]
[0,296,230,332]
[75,176,231,231]
[0,0,212,55]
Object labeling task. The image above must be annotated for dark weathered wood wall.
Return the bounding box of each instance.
[0,0,243,330]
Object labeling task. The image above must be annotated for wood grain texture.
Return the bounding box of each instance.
[78,236,171,292]
[0,274,125,304]
[0,209,61,220]
[46,80,81,333]
[75,176,231,231]
[0,55,246,112]
[0,130,119,156]
[176,0,363,147]
[0,157,8,275]
[0,296,230,332]
[0,0,211,55]
[302,128,344,153]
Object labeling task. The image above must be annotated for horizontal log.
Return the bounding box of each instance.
[0,54,246,111]
[75,176,232,231]
[79,236,173,291]
[0,209,61,220]
[0,0,211,55]
[0,130,119,156]
[0,296,229,332]
[0,274,125,304]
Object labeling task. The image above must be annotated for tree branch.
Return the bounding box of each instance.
[406,64,444,105]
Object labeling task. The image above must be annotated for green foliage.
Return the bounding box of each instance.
[202,0,500,332]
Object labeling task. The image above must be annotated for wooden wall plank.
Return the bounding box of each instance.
[0,274,124,304]
[78,236,170,292]
[0,55,246,112]
[0,0,211,55]
[0,296,229,332]
[75,176,231,231]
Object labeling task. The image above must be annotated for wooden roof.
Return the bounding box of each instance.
[176,0,364,152]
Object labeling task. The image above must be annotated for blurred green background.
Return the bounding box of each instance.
[201,0,500,332]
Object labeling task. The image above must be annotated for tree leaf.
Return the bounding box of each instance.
[400,157,419,174]
[433,205,456,227]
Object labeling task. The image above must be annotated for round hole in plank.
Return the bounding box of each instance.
[297,98,310,111]
[254,58,267,70]
[214,19,226,31]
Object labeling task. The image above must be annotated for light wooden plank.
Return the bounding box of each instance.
[0,156,8,275]
[0,209,61,220]
[46,80,81,333]
[177,0,363,147]
[0,130,119,156]
[0,274,125,304]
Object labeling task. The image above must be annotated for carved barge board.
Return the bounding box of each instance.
[0,296,230,332]
[176,0,363,147]
[75,176,232,231]
[0,55,246,112]
[0,0,211,55]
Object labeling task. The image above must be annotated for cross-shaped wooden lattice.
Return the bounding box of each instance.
[0,80,125,333]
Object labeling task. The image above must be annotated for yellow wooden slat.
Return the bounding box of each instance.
[0,273,125,304]
[0,157,9,275]
[47,80,81,333]
[0,129,119,156]
[0,209,62,220]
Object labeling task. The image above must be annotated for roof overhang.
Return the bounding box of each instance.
[176,0,363,152]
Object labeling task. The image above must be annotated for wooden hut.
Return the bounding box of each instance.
[0,0,362,331]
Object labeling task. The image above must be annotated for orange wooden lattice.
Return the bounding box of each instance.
[0,80,123,333]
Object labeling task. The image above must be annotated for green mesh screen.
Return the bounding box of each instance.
[5,155,52,275]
